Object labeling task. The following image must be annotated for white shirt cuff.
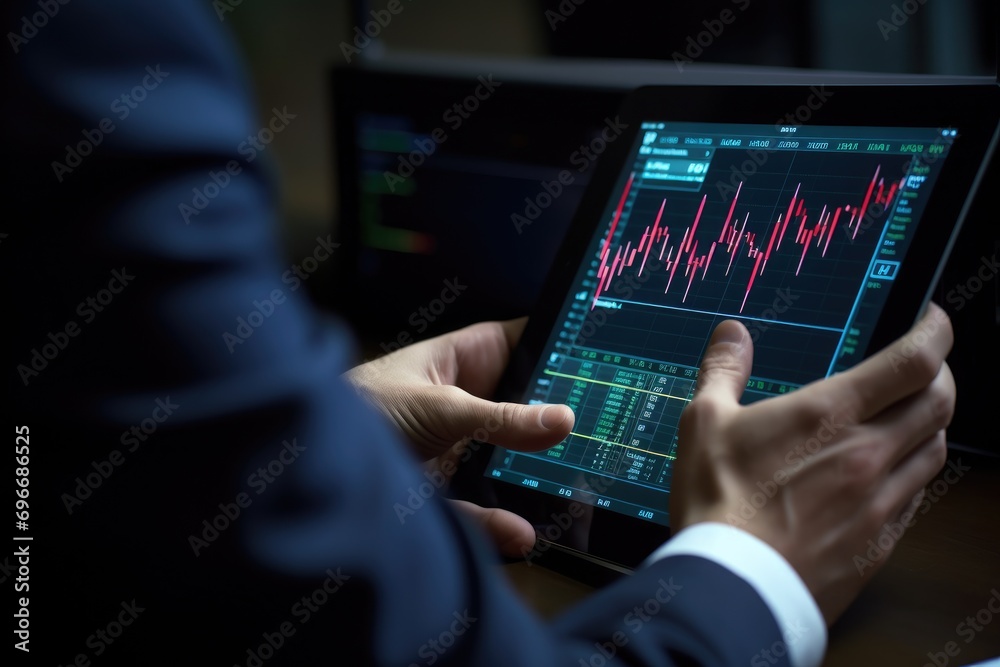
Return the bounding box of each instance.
[644,522,826,667]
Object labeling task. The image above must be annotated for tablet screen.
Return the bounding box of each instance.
[483,121,957,526]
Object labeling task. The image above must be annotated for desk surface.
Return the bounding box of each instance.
[501,449,1000,666]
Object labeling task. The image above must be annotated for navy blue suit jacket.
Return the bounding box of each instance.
[5,2,789,664]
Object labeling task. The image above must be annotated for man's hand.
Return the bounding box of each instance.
[344,318,574,557]
[670,303,955,623]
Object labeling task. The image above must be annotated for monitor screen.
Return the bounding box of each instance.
[483,121,958,525]
[332,68,624,344]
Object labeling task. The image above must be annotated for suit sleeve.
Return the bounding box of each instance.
[5,1,794,665]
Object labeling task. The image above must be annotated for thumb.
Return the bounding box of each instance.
[428,387,574,451]
[694,320,753,406]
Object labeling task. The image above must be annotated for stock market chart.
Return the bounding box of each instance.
[485,122,955,525]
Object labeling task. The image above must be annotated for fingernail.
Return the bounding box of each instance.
[540,405,569,430]
[712,321,748,346]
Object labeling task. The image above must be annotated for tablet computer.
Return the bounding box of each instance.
[451,84,999,581]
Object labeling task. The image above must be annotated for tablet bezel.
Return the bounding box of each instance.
[451,84,1000,577]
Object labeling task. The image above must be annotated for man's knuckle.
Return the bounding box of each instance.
[859,501,888,537]
[870,495,899,524]
[840,445,880,493]
[927,385,955,428]
[801,393,839,428]
[928,431,949,470]
[907,345,940,386]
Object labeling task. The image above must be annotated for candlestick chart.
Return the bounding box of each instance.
[569,148,920,387]
[483,124,951,526]
[593,165,905,313]
[592,152,906,328]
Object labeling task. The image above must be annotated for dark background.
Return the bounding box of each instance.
[220,0,996,251]
[222,0,997,452]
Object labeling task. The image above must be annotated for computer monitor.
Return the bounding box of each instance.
[330,63,623,342]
